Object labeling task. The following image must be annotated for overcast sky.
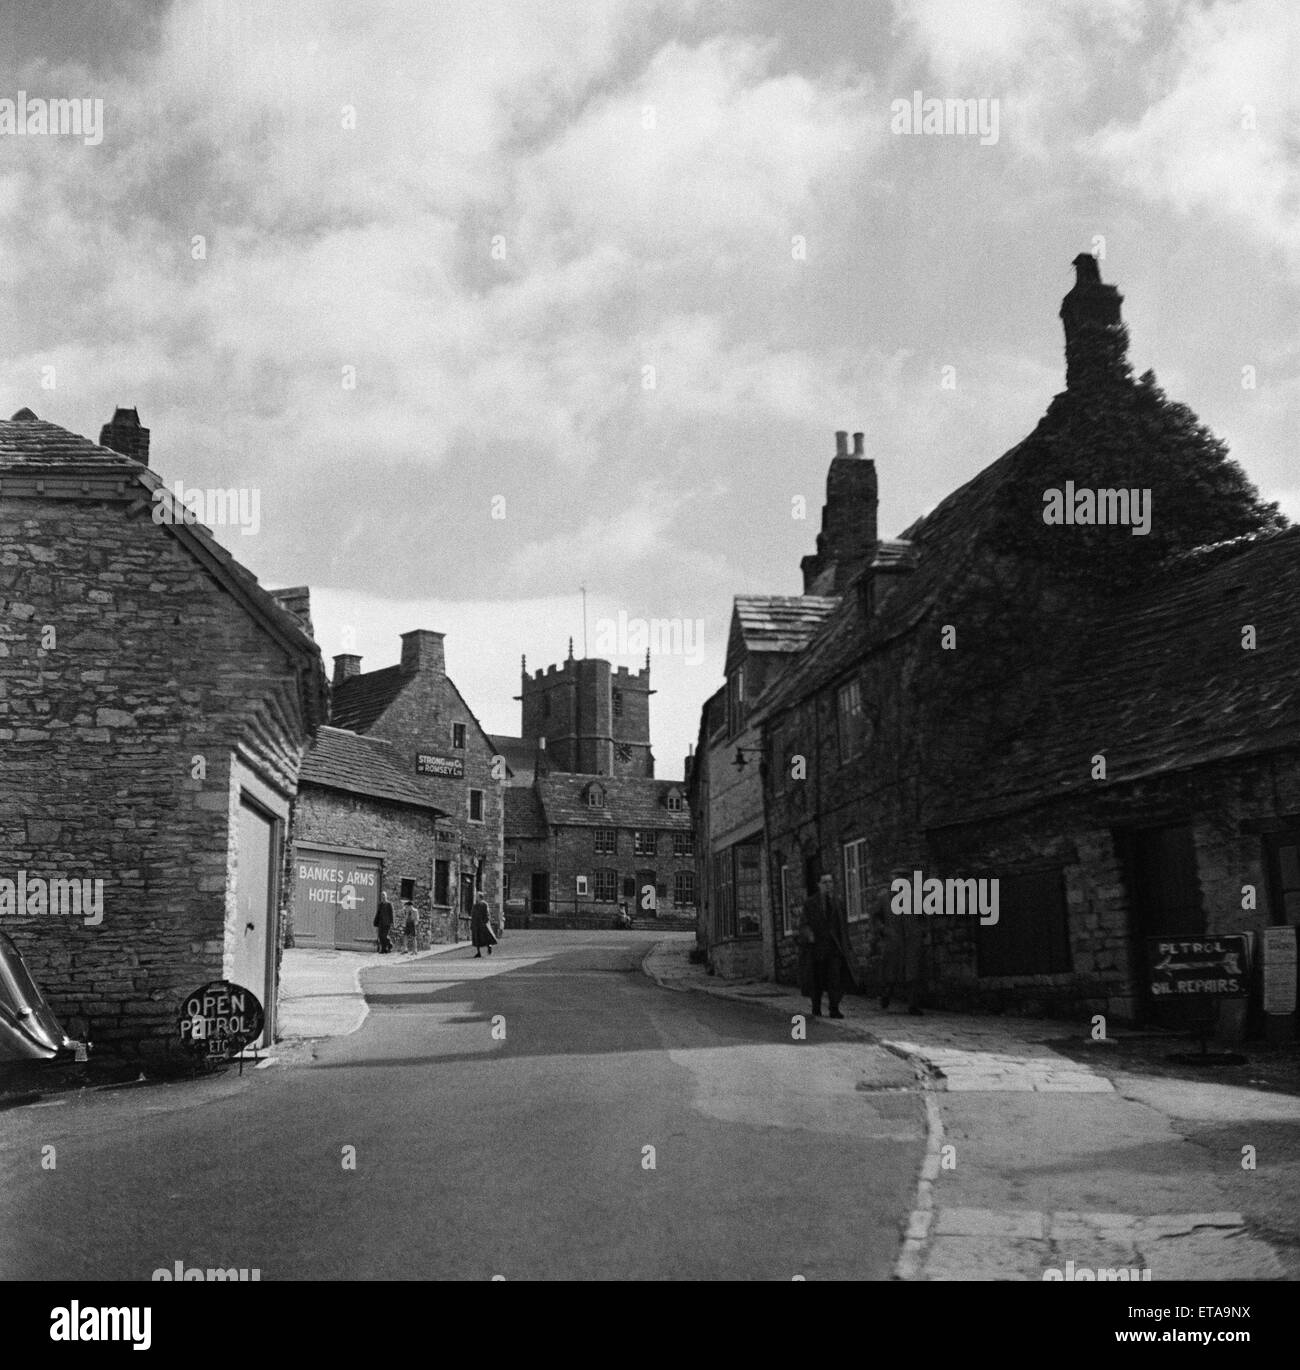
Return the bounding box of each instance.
[2,0,1297,778]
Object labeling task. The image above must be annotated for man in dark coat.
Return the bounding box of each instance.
[374,890,394,954]
[470,896,496,958]
[798,874,855,1018]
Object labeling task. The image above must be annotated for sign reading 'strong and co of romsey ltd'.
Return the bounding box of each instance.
[1147,935,1250,999]
[178,980,265,1057]
[417,753,464,778]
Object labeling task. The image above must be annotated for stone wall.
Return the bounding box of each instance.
[292,785,457,946]
[0,495,311,1056]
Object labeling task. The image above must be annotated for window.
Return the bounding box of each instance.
[837,678,866,763]
[1264,830,1300,923]
[594,827,616,855]
[502,872,511,901]
[593,869,618,901]
[673,831,694,858]
[711,851,734,939]
[543,693,551,718]
[586,784,605,808]
[434,859,450,906]
[575,874,589,897]
[666,790,683,811]
[452,722,466,749]
[727,666,746,735]
[613,689,623,717]
[733,840,762,938]
[468,789,484,822]
[399,877,416,901]
[779,863,793,936]
[673,870,696,907]
[978,869,1073,977]
[634,830,657,856]
[842,839,868,922]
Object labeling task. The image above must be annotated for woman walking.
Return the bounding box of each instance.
[470,896,496,958]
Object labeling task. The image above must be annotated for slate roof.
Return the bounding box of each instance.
[963,525,1300,819]
[331,664,405,732]
[490,734,537,784]
[504,786,549,840]
[750,420,1300,824]
[0,412,327,726]
[733,595,839,654]
[534,774,691,829]
[299,727,447,814]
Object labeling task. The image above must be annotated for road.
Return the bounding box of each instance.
[0,932,925,1281]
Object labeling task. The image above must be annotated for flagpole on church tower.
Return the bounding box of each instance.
[580,584,588,659]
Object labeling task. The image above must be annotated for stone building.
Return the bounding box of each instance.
[329,630,504,935]
[750,256,1298,1033]
[506,774,695,924]
[0,408,326,1055]
[690,594,837,978]
[291,726,450,949]
[497,646,695,924]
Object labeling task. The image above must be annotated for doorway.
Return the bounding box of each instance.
[530,871,550,916]
[1116,824,1204,1025]
[233,797,279,1045]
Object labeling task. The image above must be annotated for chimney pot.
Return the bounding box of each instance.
[835,430,848,457]
[852,432,864,456]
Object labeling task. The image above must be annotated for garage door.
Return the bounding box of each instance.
[293,847,382,950]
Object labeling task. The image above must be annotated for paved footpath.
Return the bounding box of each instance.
[645,938,1300,1281]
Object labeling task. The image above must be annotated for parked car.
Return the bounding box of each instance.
[0,931,89,1061]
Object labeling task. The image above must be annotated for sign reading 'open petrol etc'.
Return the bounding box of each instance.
[178,980,265,1057]
[1147,935,1250,999]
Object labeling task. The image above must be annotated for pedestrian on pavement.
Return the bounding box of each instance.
[470,895,496,958]
[798,873,855,1019]
[875,874,923,1015]
[401,899,418,955]
[374,890,394,954]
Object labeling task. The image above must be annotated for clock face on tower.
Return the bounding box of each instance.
[616,743,633,763]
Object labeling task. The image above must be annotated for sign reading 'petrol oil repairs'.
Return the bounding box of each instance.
[1147,935,1250,999]
[178,980,265,1057]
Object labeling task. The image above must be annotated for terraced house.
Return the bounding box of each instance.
[707,257,1300,1037]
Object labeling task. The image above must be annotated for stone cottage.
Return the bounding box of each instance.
[0,409,326,1055]
[751,256,1298,1033]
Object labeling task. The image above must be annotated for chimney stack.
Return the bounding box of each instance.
[99,407,150,466]
[400,629,446,676]
[1060,254,1130,391]
[800,428,879,595]
[333,654,362,687]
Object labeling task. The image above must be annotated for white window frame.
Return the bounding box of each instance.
[842,838,868,922]
[575,874,590,896]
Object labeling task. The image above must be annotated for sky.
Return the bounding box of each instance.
[2,0,1297,779]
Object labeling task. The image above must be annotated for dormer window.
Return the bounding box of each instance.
[666,789,683,811]
[586,783,606,808]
